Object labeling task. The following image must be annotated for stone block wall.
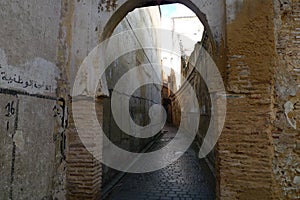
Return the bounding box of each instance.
[273,0,300,198]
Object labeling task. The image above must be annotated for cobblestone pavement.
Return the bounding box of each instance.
[105,125,215,200]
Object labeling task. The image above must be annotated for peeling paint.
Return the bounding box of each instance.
[284,101,297,129]
[13,130,24,150]
[226,0,244,23]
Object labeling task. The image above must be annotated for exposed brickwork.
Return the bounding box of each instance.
[218,0,279,199]
[66,98,103,200]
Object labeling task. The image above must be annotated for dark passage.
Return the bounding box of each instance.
[105,125,215,200]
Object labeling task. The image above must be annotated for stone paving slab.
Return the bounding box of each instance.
[105,125,215,200]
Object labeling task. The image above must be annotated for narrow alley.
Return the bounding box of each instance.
[1,1,299,199]
[105,125,215,200]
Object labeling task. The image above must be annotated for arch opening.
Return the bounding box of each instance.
[99,2,218,199]
[100,0,216,51]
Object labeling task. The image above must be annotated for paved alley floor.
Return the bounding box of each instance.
[105,125,215,200]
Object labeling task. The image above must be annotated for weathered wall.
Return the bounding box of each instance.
[172,0,299,199]
[0,1,66,199]
[218,0,279,199]
[273,0,300,198]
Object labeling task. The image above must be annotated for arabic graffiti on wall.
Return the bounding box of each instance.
[4,100,16,136]
[0,49,60,96]
[0,68,53,92]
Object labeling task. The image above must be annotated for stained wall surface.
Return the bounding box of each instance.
[0,0,65,199]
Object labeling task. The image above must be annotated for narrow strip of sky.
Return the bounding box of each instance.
[160,3,196,18]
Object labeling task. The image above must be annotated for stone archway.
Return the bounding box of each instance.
[97,0,227,195]
[65,0,227,199]
[97,2,227,198]
[99,0,225,51]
